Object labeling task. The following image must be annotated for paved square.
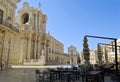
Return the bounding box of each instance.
[0,68,36,82]
[0,68,114,82]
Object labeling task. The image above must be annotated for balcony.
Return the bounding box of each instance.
[0,20,19,32]
[20,24,32,31]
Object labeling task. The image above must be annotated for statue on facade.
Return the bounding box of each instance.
[29,17,32,24]
[41,49,45,56]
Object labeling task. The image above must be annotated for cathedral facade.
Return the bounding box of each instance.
[0,0,64,69]
[67,45,80,64]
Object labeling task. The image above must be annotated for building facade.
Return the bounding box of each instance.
[104,39,120,63]
[80,49,97,64]
[0,1,64,69]
[68,45,80,64]
[47,35,64,65]
[12,2,64,66]
[0,0,20,69]
[80,38,120,65]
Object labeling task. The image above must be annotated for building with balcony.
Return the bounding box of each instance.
[103,39,120,63]
[80,38,120,65]
[80,49,97,64]
[11,2,64,66]
[0,1,64,69]
[0,0,20,69]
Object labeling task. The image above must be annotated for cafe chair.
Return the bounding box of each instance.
[49,69,58,82]
[35,69,51,82]
[35,69,43,82]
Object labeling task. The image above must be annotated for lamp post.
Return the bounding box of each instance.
[85,35,118,74]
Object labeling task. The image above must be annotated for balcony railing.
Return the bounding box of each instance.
[0,20,19,32]
[20,24,32,31]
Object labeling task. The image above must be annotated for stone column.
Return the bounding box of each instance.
[6,38,11,67]
[34,39,37,59]
[47,47,49,54]
[44,41,46,56]
[37,40,40,59]
[29,12,32,24]
[35,13,37,33]
[27,37,31,60]
[0,31,5,69]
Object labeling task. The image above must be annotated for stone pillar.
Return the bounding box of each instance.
[0,31,5,69]
[37,40,40,59]
[35,13,37,33]
[44,40,47,55]
[6,38,11,67]
[29,12,32,24]
[46,45,49,63]
[27,37,31,60]
[34,39,37,59]
[47,47,49,54]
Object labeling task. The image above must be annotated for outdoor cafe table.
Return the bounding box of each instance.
[53,70,73,80]
[103,64,114,73]
[51,70,104,82]
[52,70,80,82]
[80,70,104,82]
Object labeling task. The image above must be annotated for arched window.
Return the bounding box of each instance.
[21,13,29,24]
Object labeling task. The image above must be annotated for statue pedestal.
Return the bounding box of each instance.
[40,55,46,65]
[23,55,46,66]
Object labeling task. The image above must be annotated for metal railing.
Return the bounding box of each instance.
[0,20,19,32]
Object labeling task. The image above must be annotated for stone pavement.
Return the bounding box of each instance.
[0,68,36,82]
[0,65,71,82]
[0,66,114,82]
[105,76,113,82]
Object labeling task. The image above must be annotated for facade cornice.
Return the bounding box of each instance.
[16,0,21,3]
[0,5,6,12]
[0,24,17,35]
[19,30,34,34]
[49,34,64,46]
[7,0,17,8]
[17,7,35,14]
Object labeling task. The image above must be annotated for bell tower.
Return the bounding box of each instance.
[15,2,47,34]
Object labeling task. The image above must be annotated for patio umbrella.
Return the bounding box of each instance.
[83,36,90,72]
[97,44,103,66]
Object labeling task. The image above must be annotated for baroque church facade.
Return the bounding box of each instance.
[68,45,80,64]
[0,0,64,69]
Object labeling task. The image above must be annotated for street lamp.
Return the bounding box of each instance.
[85,35,118,74]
